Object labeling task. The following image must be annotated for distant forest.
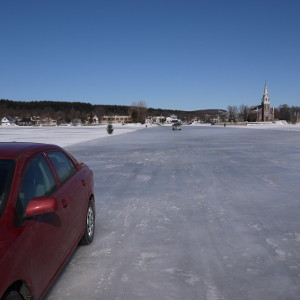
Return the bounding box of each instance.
[0,99,226,124]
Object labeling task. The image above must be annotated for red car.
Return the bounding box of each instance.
[0,142,95,300]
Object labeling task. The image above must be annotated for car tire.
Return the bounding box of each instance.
[4,291,24,300]
[80,200,95,245]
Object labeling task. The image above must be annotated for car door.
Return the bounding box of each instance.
[46,150,87,246]
[13,154,69,297]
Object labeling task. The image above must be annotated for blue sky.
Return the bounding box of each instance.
[0,0,299,110]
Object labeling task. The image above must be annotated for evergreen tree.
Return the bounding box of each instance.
[107,123,114,134]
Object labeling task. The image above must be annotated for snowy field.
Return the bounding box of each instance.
[0,124,146,147]
[2,123,300,299]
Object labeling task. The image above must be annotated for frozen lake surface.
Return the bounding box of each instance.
[5,124,300,300]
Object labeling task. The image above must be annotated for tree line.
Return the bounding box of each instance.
[0,99,224,124]
[0,99,141,124]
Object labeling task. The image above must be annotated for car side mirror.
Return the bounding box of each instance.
[25,197,58,217]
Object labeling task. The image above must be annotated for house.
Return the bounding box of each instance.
[16,117,36,126]
[92,115,99,124]
[165,115,180,124]
[1,116,16,126]
[100,115,132,124]
[147,116,166,124]
[85,115,99,125]
[35,117,57,126]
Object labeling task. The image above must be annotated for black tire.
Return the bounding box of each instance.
[80,200,95,245]
[4,291,24,300]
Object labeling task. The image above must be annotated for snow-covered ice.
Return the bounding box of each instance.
[0,123,146,147]
[2,123,300,299]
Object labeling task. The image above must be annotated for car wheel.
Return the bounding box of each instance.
[80,200,95,245]
[4,291,24,300]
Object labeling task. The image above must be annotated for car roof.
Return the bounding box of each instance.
[0,142,60,159]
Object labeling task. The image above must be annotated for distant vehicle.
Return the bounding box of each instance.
[0,142,95,300]
[172,122,182,130]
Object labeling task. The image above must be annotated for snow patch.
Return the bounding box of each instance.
[135,252,158,270]
[136,174,152,182]
[204,280,225,300]
[0,124,145,147]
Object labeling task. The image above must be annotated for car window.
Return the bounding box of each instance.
[0,159,15,217]
[19,155,56,210]
[47,151,76,183]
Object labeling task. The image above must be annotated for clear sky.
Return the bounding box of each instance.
[0,0,299,111]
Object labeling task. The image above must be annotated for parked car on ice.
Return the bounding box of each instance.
[172,122,182,130]
[0,142,95,300]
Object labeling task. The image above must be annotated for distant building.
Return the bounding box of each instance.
[86,115,99,124]
[146,116,166,124]
[250,84,274,122]
[1,116,16,126]
[35,117,57,126]
[166,115,180,124]
[100,115,132,124]
[92,115,99,124]
[16,117,35,126]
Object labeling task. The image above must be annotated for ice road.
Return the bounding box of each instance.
[46,125,300,300]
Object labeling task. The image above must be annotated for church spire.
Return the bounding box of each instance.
[264,82,268,95]
[262,82,270,104]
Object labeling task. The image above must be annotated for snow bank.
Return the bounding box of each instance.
[232,122,300,131]
[0,124,146,147]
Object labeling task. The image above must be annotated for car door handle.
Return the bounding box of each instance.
[62,199,68,208]
[82,179,86,186]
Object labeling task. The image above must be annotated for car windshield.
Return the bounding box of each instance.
[0,159,15,217]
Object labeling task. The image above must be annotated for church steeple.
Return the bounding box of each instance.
[262,83,270,104]
[260,83,272,121]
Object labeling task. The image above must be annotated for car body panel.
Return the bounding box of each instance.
[0,142,95,299]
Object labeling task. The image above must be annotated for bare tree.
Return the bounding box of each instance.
[227,106,238,123]
[55,111,66,125]
[129,101,147,124]
[239,105,250,122]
